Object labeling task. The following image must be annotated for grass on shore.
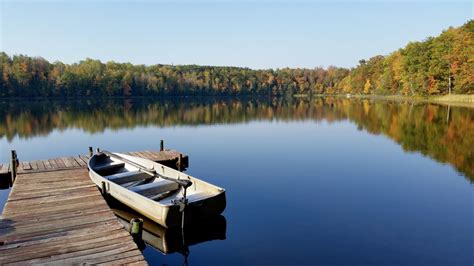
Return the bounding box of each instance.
[430,94,474,103]
[324,94,474,108]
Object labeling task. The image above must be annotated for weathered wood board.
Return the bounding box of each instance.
[0,168,147,265]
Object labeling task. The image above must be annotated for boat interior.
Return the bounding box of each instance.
[91,153,182,201]
[91,152,225,206]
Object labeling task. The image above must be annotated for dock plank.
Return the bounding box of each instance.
[0,220,121,248]
[0,233,132,265]
[36,160,46,170]
[127,151,140,157]
[60,157,73,168]
[48,159,58,169]
[3,193,105,213]
[0,220,124,250]
[30,161,38,170]
[2,235,134,264]
[6,184,96,201]
[18,241,141,265]
[43,160,52,169]
[3,195,107,217]
[22,161,32,171]
[142,150,158,160]
[68,157,81,167]
[55,158,67,168]
[135,151,153,160]
[86,250,144,264]
[74,156,88,167]
[99,254,146,265]
[0,213,119,249]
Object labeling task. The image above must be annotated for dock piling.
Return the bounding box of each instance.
[160,139,164,151]
[101,181,107,195]
[130,218,144,240]
[130,217,145,250]
[101,181,110,202]
[10,150,17,183]
[177,153,183,171]
[89,146,93,157]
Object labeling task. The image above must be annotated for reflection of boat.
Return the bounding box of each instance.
[111,205,226,254]
[88,151,226,228]
[0,177,11,190]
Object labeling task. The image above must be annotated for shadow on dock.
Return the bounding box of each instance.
[0,219,15,239]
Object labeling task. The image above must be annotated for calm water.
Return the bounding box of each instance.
[0,97,472,265]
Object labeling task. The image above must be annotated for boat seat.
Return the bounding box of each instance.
[130,179,180,197]
[106,171,151,185]
[94,162,125,173]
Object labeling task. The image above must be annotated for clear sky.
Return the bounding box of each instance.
[0,1,472,69]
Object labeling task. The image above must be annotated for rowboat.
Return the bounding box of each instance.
[88,151,226,228]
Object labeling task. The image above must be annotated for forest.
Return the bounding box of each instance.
[0,20,472,98]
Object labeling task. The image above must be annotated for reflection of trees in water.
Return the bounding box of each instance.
[0,97,472,181]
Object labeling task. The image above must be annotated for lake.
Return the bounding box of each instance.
[0,97,472,265]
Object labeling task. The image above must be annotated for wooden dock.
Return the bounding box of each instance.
[0,150,188,179]
[0,149,188,265]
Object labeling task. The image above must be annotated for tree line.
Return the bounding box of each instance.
[338,20,473,95]
[0,20,472,98]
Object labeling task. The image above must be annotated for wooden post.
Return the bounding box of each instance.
[160,140,164,152]
[10,150,17,184]
[88,147,93,157]
[177,154,182,171]
[96,148,100,153]
[130,218,143,241]
[101,181,107,198]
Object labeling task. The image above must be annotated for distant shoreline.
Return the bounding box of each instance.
[337,94,474,108]
[1,94,473,108]
[0,95,267,102]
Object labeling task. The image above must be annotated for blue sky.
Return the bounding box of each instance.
[0,1,472,69]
